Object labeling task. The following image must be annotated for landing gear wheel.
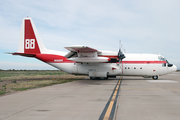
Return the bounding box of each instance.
[152,75,158,80]
[90,77,97,80]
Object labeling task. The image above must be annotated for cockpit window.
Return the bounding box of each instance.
[158,56,166,61]
[166,60,169,64]
[159,56,173,67]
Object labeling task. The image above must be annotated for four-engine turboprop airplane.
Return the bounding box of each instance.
[12,17,177,80]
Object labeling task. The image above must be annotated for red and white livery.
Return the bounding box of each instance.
[12,17,177,80]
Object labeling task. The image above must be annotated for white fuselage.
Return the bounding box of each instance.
[46,52,177,78]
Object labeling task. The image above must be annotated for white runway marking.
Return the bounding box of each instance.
[147,80,178,83]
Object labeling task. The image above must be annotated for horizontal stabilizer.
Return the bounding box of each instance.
[12,52,36,57]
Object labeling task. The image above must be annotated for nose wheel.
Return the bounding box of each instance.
[152,75,158,80]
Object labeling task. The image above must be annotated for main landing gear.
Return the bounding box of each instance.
[152,75,158,80]
[90,77,108,80]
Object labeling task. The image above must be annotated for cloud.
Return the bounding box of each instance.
[0,0,180,69]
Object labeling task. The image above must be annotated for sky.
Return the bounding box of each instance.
[0,0,180,70]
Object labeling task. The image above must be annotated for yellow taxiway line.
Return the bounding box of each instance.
[99,77,122,120]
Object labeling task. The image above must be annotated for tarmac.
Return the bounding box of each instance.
[0,72,180,120]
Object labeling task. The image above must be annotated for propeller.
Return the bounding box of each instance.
[118,41,126,75]
[118,41,125,62]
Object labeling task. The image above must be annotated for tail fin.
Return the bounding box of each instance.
[17,17,47,54]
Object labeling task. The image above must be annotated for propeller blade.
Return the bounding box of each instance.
[118,49,125,62]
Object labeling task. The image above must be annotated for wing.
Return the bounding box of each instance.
[65,45,97,53]
[64,45,110,63]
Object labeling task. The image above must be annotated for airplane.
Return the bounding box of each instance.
[11,17,177,80]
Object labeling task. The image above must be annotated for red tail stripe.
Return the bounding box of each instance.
[24,20,40,54]
[36,54,75,63]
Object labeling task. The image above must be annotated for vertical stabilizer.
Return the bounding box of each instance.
[17,17,47,54]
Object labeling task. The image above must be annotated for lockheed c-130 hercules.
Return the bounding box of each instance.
[11,17,177,80]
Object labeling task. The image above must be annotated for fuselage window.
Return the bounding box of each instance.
[125,67,127,69]
[162,63,166,67]
[140,67,142,69]
[128,67,130,69]
[134,67,136,69]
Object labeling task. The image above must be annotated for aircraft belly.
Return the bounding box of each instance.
[77,63,121,76]
[47,63,120,76]
[48,63,74,74]
[77,63,107,74]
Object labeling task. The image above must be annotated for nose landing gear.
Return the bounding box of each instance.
[152,75,158,80]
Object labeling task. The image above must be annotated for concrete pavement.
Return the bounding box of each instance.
[0,72,180,120]
[116,72,180,120]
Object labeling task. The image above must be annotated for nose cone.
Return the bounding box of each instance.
[168,64,177,73]
[171,65,177,72]
[173,65,177,72]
